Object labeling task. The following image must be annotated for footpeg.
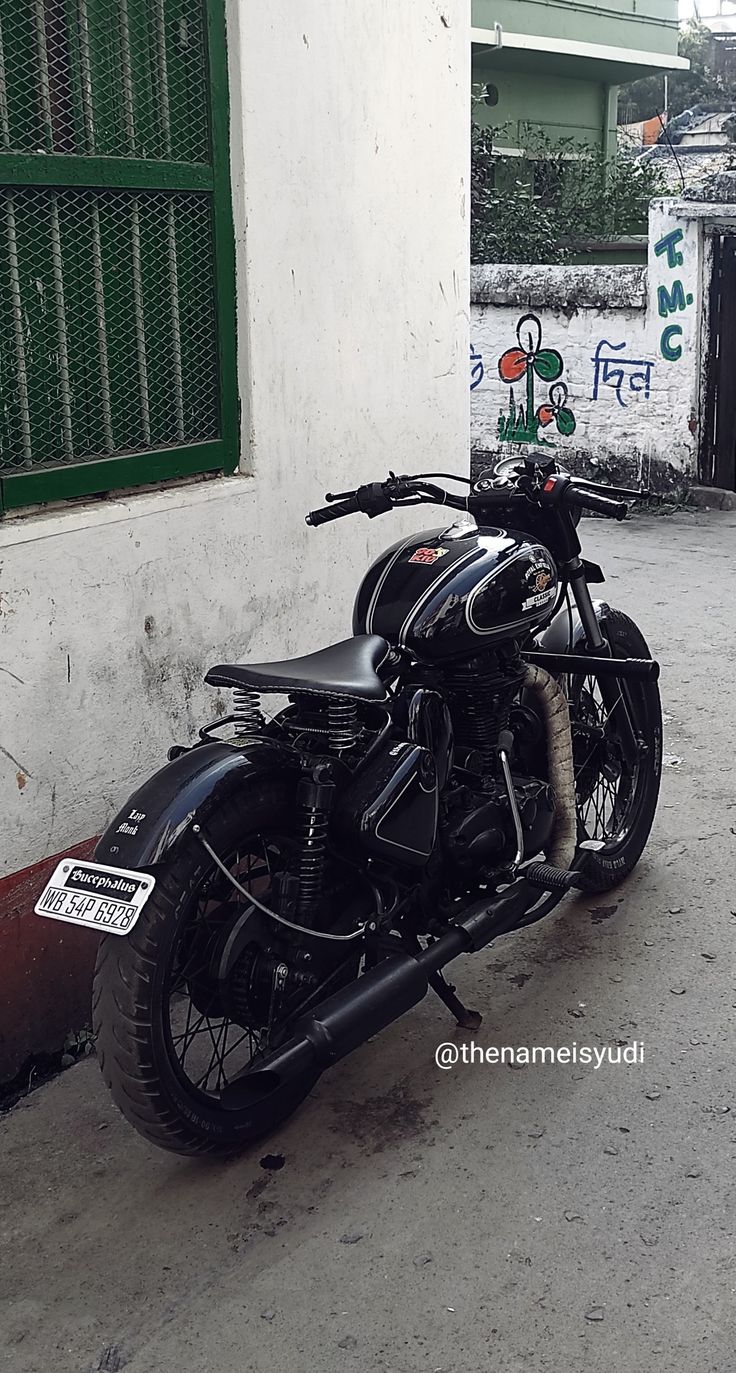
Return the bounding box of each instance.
[523,861,585,892]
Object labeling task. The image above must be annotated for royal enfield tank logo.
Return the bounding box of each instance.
[408,547,449,565]
[522,560,556,612]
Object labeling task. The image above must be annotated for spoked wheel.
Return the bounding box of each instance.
[165,833,295,1101]
[567,609,662,892]
[93,779,365,1156]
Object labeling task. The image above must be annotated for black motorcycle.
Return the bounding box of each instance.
[36,453,661,1155]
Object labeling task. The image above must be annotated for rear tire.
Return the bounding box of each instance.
[568,609,662,893]
[93,779,324,1157]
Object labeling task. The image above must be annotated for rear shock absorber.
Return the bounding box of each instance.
[296,765,336,924]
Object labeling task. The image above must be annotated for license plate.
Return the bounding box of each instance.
[34,859,155,936]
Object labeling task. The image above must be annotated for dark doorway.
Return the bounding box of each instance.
[701,234,736,490]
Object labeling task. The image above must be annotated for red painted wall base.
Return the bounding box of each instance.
[0,839,100,1082]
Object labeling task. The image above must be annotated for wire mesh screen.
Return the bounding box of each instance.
[0,0,210,161]
[0,1,234,495]
[0,186,219,472]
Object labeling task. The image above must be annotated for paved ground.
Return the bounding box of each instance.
[2,509,735,1373]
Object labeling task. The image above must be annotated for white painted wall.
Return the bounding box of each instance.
[470,199,703,487]
[0,0,470,879]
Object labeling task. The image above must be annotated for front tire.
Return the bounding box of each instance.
[568,608,662,892]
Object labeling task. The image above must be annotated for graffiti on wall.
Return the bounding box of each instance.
[470,344,484,391]
[591,340,655,407]
[654,228,693,362]
[496,313,576,445]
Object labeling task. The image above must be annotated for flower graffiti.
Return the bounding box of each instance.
[536,380,576,436]
[498,313,563,386]
[497,312,575,445]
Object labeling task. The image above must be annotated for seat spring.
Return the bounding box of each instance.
[328,697,358,753]
[232,687,264,730]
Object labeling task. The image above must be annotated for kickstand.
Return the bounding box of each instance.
[428,970,483,1031]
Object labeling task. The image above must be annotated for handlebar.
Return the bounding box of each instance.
[563,485,628,521]
[306,477,464,527]
[537,474,629,521]
[305,468,636,529]
[305,496,361,526]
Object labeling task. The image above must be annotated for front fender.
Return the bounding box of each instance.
[94,738,299,869]
[535,598,612,656]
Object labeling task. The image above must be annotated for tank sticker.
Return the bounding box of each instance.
[522,587,556,612]
[522,560,557,612]
[407,547,449,565]
[530,566,552,593]
[465,545,556,636]
[365,532,427,633]
[400,546,480,649]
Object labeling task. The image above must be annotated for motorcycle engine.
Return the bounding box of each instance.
[442,775,555,877]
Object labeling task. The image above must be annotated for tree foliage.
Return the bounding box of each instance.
[471,124,666,265]
[620,21,732,123]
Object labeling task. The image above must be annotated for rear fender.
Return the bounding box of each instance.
[94,739,299,869]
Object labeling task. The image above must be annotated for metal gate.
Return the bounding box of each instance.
[701,233,736,491]
[0,0,237,512]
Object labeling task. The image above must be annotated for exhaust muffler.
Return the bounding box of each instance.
[221,876,542,1117]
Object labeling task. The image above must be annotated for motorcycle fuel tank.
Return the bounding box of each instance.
[353,520,558,663]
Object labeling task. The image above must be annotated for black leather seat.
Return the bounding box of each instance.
[205,634,390,702]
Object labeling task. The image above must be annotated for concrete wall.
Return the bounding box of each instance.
[471,0,682,180]
[470,199,703,489]
[472,63,612,153]
[0,0,470,1078]
[472,0,681,57]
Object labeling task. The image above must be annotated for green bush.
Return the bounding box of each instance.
[471,124,665,265]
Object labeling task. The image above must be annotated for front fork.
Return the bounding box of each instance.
[565,559,640,766]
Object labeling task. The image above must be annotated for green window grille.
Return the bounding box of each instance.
[0,0,237,513]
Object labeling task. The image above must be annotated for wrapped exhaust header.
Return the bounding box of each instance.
[522,663,577,872]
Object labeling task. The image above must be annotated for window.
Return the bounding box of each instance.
[0,0,237,514]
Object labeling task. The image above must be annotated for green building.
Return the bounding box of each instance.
[472,0,686,160]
